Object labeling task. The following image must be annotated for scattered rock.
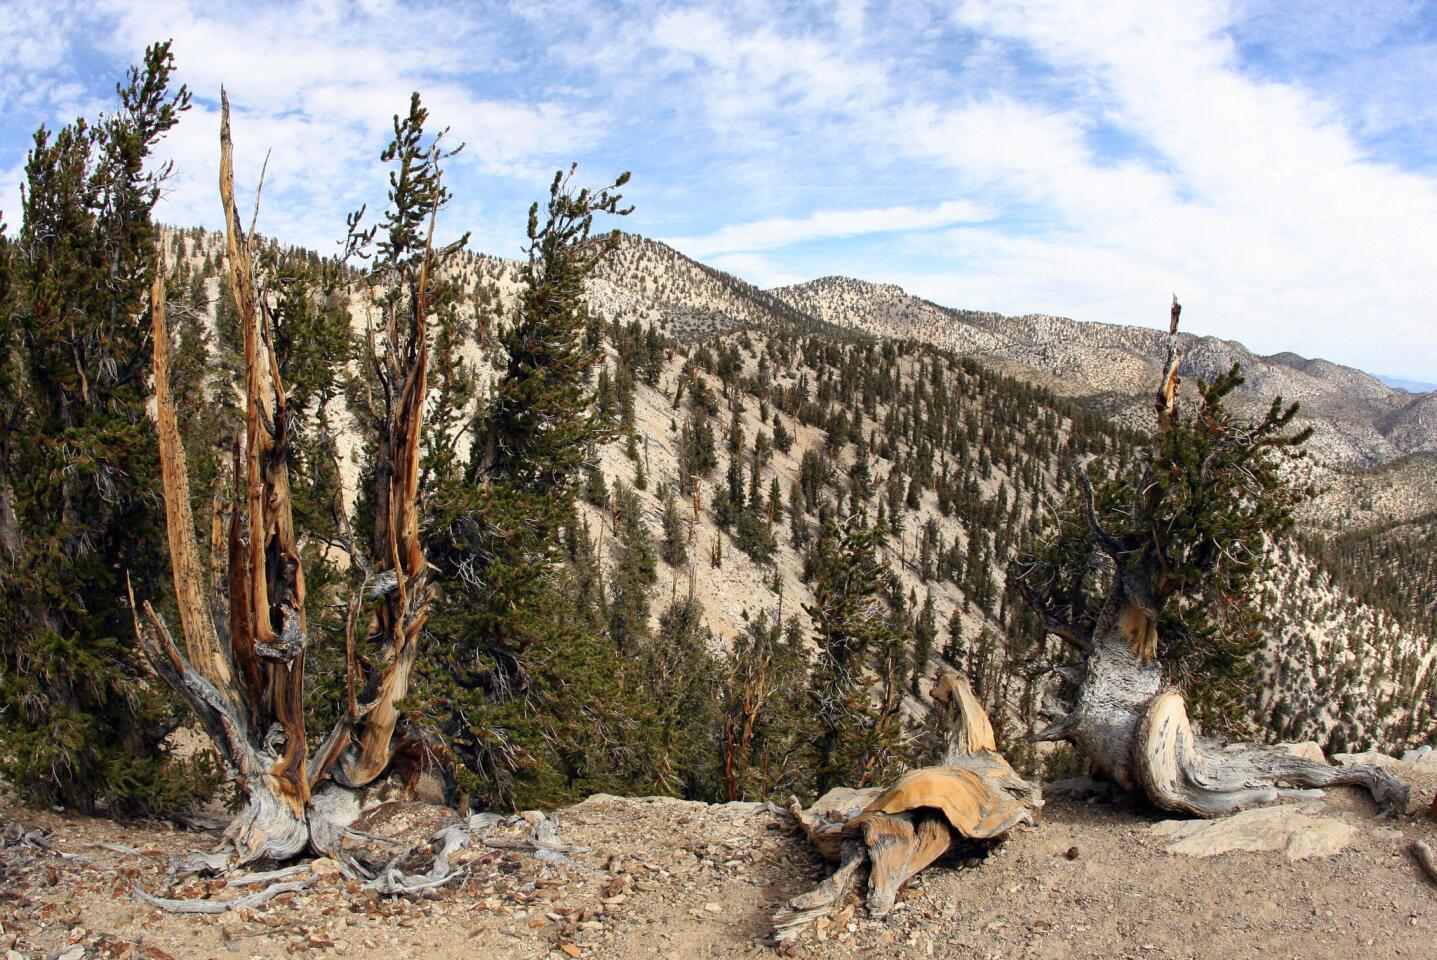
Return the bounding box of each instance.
[1151,805,1357,861]
[1278,741,1327,763]
[309,857,343,876]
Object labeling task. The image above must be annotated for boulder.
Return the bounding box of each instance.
[1277,741,1327,763]
[1151,804,1357,861]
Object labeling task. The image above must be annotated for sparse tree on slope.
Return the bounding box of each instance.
[805,514,906,795]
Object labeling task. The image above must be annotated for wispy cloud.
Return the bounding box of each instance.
[664,200,993,258]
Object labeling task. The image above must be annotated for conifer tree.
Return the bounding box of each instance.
[0,43,201,814]
[722,612,808,800]
[804,514,906,795]
[421,165,634,808]
[660,486,688,567]
[1015,300,1405,817]
[132,90,460,861]
[911,591,937,695]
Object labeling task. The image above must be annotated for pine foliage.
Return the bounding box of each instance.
[0,43,209,813]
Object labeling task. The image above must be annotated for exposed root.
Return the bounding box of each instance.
[367,811,589,897]
[133,876,317,914]
[227,865,310,886]
[1,821,90,863]
[1136,690,1410,817]
[772,839,866,944]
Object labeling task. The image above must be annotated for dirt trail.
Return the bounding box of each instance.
[1,773,1434,960]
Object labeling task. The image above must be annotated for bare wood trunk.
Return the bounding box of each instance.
[335,193,436,790]
[219,90,309,815]
[776,674,1039,941]
[0,460,19,560]
[1044,591,1409,816]
[149,251,239,705]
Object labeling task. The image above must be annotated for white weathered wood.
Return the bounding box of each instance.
[133,876,316,914]
[775,674,1039,941]
[1049,612,1410,817]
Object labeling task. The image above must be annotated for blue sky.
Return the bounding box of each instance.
[2,0,1435,382]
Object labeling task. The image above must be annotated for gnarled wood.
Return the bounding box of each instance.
[775,674,1039,941]
[133,94,448,874]
[1029,301,1410,818]
[1413,840,1437,885]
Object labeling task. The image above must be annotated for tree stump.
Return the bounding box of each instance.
[773,674,1040,942]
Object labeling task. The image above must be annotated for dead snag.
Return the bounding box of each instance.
[774,674,1039,942]
[131,91,448,870]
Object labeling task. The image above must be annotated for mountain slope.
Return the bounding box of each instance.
[162,226,1436,759]
[773,276,1432,466]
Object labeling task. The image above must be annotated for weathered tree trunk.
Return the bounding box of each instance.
[131,92,439,872]
[1040,592,1408,816]
[1032,300,1409,818]
[774,674,1039,942]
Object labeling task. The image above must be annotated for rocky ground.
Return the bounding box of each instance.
[1,756,1434,960]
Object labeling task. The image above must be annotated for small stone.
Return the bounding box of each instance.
[703,902,723,914]
[558,944,583,958]
[1065,846,1080,860]
[309,857,343,876]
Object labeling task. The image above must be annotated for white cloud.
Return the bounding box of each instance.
[664,200,993,258]
[78,0,605,247]
[888,0,1437,376]
[3,0,1434,380]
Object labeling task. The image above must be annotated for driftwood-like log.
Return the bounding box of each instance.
[774,674,1039,941]
[133,876,317,914]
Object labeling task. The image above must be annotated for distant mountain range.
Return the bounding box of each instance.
[1378,375,1437,394]
[488,234,1428,468]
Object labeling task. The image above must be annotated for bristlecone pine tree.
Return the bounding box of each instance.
[0,42,207,815]
[1016,299,1408,817]
[130,90,462,865]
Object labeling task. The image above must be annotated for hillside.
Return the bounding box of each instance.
[772,276,1435,467]
[155,226,1437,761]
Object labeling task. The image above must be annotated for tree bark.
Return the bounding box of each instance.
[1041,595,1409,816]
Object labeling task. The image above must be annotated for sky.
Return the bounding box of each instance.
[2,0,1435,383]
